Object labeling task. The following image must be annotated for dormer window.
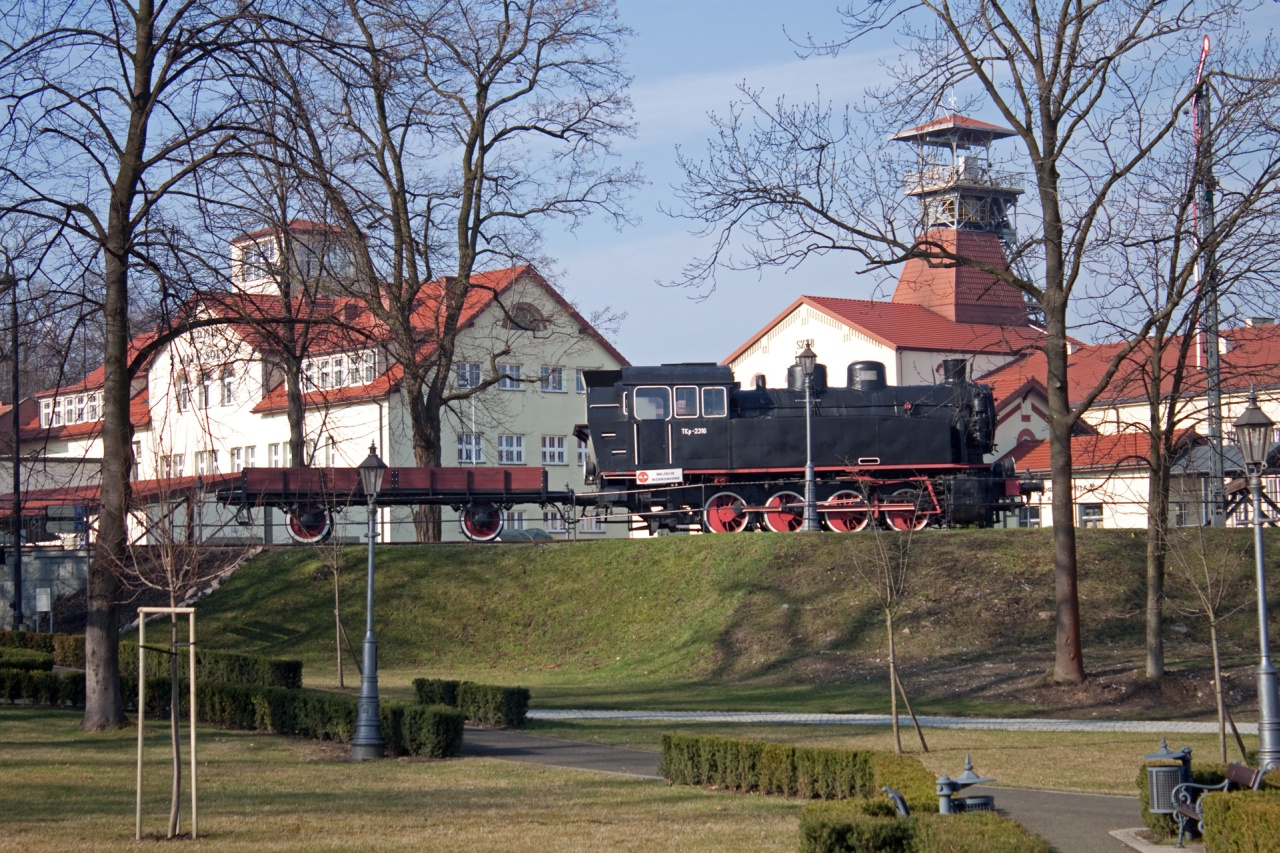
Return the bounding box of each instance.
[39,391,102,428]
[504,302,547,332]
[301,349,382,391]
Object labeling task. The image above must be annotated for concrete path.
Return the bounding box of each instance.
[527,708,1248,734]
[461,726,1151,853]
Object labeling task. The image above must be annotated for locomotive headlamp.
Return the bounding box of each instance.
[358,442,387,497]
[1234,393,1273,472]
[797,345,816,376]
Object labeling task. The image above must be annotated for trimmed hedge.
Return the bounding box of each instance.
[0,648,54,671]
[119,641,303,689]
[0,630,55,654]
[0,667,84,706]
[413,678,459,707]
[53,634,85,668]
[1202,789,1280,852]
[1138,763,1280,838]
[660,734,936,809]
[411,678,529,728]
[127,677,464,758]
[800,800,1051,853]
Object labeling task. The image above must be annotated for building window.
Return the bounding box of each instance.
[1077,503,1103,529]
[577,438,588,467]
[458,433,483,464]
[507,302,547,332]
[347,356,362,386]
[362,351,377,383]
[244,445,256,468]
[198,372,212,409]
[674,386,698,418]
[540,366,564,392]
[319,359,331,389]
[86,393,98,421]
[331,356,345,388]
[580,515,603,533]
[304,361,316,389]
[324,435,335,467]
[1017,506,1040,528]
[74,395,86,422]
[634,387,671,420]
[161,454,184,477]
[40,399,52,427]
[541,435,566,465]
[497,364,521,390]
[132,441,142,479]
[220,367,235,406]
[576,369,586,394]
[62,397,73,425]
[269,443,282,468]
[702,387,727,418]
[305,438,317,466]
[497,435,524,464]
[457,362,481,390]
[505,510,525,531]
[231,447,243,472]
[543,510,566,533]
[195,450,218,476]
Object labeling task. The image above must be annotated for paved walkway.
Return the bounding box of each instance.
[527,708,1247,734]
[463,725,1168,853]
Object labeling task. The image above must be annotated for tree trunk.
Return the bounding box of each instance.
[333,570,344,689]
[1210,620,1227,763]
[886,608,902,754]
[894,669,928,753]
[168,609,181,837]
[1146,435,1171,679]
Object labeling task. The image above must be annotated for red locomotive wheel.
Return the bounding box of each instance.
[703,491,751,533]
[286,505,332,544]
[821,490,871,532]
[762,491,805,533]
[460,502,504,542]
[881,488,932,532]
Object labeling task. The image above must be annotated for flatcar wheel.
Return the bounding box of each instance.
[821,490,871,532]
[286,505,332,544]
[703,491,751,533]
[460,502,504,542]
[763,490,805,533]
[881,489,931,532]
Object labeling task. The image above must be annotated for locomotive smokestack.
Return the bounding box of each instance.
[942,358,968,385]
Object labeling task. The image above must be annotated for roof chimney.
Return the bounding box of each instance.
[1245,317,1275,327]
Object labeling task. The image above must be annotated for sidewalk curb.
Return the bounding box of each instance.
[1109,827,1203,852]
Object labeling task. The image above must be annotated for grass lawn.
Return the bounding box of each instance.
[525,718,1254,797]
[0,709,802,852]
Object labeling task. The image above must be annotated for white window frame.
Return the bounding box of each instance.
[576,369,586,394]
[701,387,728,418]
[40,399,52,428]
[269,443,282,468]
[541,435,567,465]
[543,511,567,533]
[504,510,525,531]
[540,366,565,393]
[362,350,377,383]
[497,434,524,464]
[674,385,699,419]
[86,393,99,421]
[457,362,481,390]
[633,386,671,421]
[231,447,243,472]
[220,366,235,406]
[580,515,604,534]
[132,441,142,480]
[497,364,522,390]
[577,438,588,467]
[244,445,256,468]
[74,395,86,423]
[458,433,483,464]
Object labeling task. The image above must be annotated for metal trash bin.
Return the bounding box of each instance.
[1147,765,1183,814]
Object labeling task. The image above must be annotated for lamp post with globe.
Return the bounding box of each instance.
[350,443,388,761]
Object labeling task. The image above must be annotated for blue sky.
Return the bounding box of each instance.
[547,1,897,366]
[545,2,1280,367]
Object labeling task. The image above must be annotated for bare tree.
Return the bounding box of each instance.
[0,0,274,729]
[248,0,639,539]
[674,1,1262,683]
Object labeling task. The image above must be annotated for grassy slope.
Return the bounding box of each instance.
[189,528,1280,714]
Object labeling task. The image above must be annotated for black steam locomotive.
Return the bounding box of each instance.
[575,358,1034,533]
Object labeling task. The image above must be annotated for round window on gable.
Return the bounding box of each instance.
[505,302,547,332]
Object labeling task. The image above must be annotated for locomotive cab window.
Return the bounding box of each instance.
[633,386,671,420]
[674,386,698,418]
[702,387,727,418]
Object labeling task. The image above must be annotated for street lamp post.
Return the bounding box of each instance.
[350,443,388,762]
[1233,393,1280,770]
[797,344,821,532]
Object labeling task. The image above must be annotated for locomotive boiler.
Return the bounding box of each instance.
[575,357,1035,533]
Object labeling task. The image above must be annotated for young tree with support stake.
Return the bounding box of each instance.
[673,0,1266,683]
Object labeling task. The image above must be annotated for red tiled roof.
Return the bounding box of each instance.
[890,114,1017,142]
[892,230,1030,326]
[978,324,1280,408]
[252,366,402,415]
[723,295,1046,366]
[198,290,383,358]
[1011,430,1203,474]
[19,388,150,443]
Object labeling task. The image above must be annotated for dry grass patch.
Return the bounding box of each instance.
[0,709,800,852]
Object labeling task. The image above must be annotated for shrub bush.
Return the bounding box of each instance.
[52,633,85,668]
[403,704,465,758]
[0,648,54,671]
[0,630,55,654]
[457,682,529,728]
[660,733,936,810]
[412,678,460,707]
[799,801,1051,853]
[0,667,82,706]
[118,641,302,688]
[1202,789,1280,852]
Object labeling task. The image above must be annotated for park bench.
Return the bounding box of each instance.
[1171,761,1266,847]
